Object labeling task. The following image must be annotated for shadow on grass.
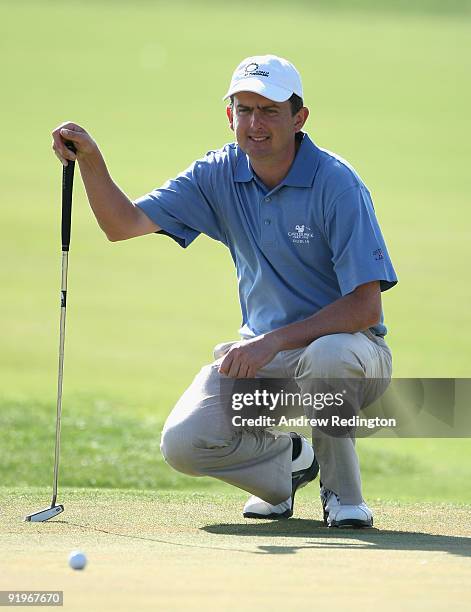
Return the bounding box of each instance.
[202,520,471,559]
[56,518,471,559]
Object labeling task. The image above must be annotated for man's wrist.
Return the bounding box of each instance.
[77,144,104,172]
[265,329,286,353]
[265,321,320,352]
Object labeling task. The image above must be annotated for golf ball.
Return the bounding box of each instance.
[68,550,87,570]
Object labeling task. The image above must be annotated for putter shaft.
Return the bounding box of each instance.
[51,250,68,507]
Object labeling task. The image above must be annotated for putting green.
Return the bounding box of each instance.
[3,487,470,611]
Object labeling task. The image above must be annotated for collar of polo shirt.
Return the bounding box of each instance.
[234,133,321,189]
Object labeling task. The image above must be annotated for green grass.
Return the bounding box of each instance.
[0,396,219,491]
[1,1,470,504]
[3,487,471,611]
[5,487,471,538]
[2,397,471,503]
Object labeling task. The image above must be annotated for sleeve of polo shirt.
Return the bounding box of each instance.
[134,159,225,248]
[325,185,398,295]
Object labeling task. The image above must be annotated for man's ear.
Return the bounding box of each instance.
[294,107,309,132]
[226,105,234,131]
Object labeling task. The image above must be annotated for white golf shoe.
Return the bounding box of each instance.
[243,434,319,519]
[321,485,373,528]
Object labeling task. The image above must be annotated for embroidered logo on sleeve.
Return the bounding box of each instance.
[373,248,384,261]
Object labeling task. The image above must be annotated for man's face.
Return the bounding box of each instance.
[226,91,307,163]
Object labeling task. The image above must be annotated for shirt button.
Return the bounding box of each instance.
[265,197,271,203]
[264,219,271,225]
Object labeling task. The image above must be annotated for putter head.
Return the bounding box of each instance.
[24,504,64,522]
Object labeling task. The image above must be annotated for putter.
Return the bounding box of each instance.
[25,142,76,522]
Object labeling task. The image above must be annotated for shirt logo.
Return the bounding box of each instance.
[288,224,315,245]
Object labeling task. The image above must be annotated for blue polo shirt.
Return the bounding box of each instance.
[135,133,397,337]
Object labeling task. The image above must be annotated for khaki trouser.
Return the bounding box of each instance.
[160,331,392,506]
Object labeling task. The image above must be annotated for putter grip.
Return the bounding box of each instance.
[61,142,76,251]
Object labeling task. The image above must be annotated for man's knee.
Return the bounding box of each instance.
[160,425,201,477]
[295,333,366,379]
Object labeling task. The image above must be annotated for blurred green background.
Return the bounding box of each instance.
[1,0,470,502]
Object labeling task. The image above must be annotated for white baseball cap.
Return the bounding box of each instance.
[223,55,303,103]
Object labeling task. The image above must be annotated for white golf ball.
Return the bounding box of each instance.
[68,550,87,570]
